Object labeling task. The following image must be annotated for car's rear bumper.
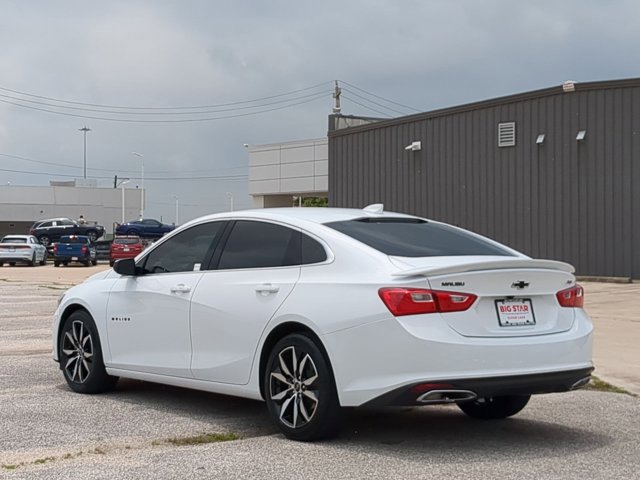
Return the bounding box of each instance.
[324,310,593,406]
[361,367,594,406]
[0,252,33,262]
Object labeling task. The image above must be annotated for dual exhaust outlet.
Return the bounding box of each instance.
[416,389,477,404]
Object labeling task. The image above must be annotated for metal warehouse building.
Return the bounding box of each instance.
[328,78,640,278]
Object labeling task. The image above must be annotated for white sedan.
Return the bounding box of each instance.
[0,234,47,266]
[53,205,593,441]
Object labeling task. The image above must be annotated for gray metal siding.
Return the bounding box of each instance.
[329,81,640,278]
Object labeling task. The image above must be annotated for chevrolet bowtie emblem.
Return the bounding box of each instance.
[511,281,530,289]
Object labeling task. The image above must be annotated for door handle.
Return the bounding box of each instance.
[255,283,280,295]
[170,284,191,294]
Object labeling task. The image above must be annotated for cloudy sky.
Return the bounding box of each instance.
[1,0,639,222]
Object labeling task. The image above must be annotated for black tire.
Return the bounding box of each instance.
[9,262,15,266]
[29,253,36,267]
[264,333,341,441]
[109,260,115,267]
[54,261,60,267]
[83,261,90,267]
[457,395,531,420]
[59,310,118,394]
[39,252,47,266]
[38,235,50,246]
[92,259,97,266]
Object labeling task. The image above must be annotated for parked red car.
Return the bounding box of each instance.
[109,236,144,267]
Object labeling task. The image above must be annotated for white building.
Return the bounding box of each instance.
[248,138,328,207]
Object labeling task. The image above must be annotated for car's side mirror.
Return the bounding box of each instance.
[113,258,139,276]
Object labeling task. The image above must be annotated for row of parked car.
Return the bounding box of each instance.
[0,234,148,267]
[0,216,171,267]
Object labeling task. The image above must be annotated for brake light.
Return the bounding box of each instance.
[378,288,477,316]
[53,244,58,254]
[82,245,88,254]
[556,285,584,308]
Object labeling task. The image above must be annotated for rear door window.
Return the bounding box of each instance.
[325,218,514,257]
[217,221,300,269]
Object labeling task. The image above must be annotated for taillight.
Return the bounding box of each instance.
[53,244,58,254]
[378,288,477,316]
[82,245,88,254]
[556,285,584,308]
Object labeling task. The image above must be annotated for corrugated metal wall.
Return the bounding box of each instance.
[329,80,640,278]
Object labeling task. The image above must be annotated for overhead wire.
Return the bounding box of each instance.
[338,79,422,113]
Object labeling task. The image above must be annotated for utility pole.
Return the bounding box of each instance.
[332,81,341,114]
[78,126,91,179]
[132,152,144,218]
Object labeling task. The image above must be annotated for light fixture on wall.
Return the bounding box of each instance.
[536,134,546,145]
[404,141,422,152]
[576,130,587,141]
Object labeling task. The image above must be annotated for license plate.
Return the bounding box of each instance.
[123,248,130,252]
[9,248,15,252]
[72,257,78,261]
[495,299,535,326]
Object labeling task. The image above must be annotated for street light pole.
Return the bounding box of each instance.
[132,152,144,218]
[172,194,179,225]
[118,179,130,223]
[79,126,91,179]
[226,192,234,211]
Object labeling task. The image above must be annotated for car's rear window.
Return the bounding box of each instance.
[60,237,89,244]
[1,238,26,243]
[114,238,140,245]
[324,218,514,257]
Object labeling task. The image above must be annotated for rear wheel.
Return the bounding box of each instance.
[39,252,47,265]
[264,333,341,441]
[92,259,97,266]
[29,252,36,267]
[54,261,60,267]
[38,235,50,246]
[457,395,531,419]
[59,310,118,393]
[9,262,15,266]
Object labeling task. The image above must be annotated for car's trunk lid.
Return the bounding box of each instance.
[389,256,577,337]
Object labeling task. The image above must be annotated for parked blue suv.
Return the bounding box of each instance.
[115,219,175,238]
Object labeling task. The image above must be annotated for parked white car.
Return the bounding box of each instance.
[53,205,593,440]
[0,234,47,266]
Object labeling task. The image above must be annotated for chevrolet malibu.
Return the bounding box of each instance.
[53,205,593,441]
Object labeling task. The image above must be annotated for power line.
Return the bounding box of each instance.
[0,89,332,115]
[341,95,392,117]
[338,79,422,113]
[341,87,409,115]
[0,152,247,175]
[0,166,247,181]
[0,81,334,110]
[0,92,330,123]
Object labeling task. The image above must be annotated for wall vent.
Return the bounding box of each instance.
[498,122,516,147]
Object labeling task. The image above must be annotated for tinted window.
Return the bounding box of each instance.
[59,220,75,226]
[301,234,327,264]
[142,222,224,274]
[218,221,299,269]
[114,238,141,245]
[325,218,514,257]
[1,237,26,244]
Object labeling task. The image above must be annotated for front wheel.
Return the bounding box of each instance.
[457,395,531,419]
[59,310,118,393]
[38,235,50,246]
[264,333,341,441]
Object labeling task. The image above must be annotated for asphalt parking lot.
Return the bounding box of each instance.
[1,264,639,479]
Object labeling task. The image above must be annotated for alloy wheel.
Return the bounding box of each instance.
[269,346,319,429]
[62,320,94,383]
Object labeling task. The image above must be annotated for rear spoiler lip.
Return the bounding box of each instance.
[391,259,575,277]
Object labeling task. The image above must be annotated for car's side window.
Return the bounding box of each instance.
[301,233,327,264]
[141,222,224,274]
[218,221,300,270]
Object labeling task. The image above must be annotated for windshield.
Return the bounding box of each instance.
[325,218,514,257]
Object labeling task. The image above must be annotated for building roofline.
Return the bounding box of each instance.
[328,77,640,137]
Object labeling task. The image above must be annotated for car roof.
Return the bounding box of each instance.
[1,235,31,240]
[186,206,419,227]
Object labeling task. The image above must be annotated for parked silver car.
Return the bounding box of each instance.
[0,235,47,266]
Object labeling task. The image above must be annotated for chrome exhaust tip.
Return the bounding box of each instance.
[570,376,591,390]
[416,390,477,404]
